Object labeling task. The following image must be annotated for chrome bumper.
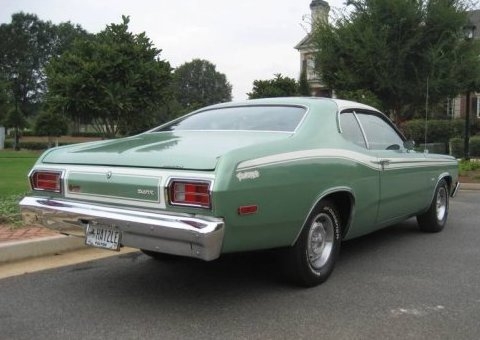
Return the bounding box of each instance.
[20,196,225,261]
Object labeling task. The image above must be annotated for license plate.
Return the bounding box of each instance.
[85,223,121,251]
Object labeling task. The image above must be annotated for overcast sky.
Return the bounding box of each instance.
[0,0,346,100]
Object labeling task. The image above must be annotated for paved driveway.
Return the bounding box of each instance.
[0,191,479,339]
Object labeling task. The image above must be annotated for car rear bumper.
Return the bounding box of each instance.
[19,196,225,261]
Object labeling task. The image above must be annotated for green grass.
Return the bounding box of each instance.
[0,150,39,197]
[458,160,480,183]
[0,150,39,227]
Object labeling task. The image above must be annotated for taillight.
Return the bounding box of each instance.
[169,180,211,208]
[30,170,63,193]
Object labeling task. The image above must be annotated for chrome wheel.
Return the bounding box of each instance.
[417,179,449,233]
[307,213,335,270]
[436,186,447,221]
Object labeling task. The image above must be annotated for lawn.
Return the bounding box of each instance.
[0,150,39,197]
[0,150,39,225]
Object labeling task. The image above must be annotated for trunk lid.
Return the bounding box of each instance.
[41,131,290,170]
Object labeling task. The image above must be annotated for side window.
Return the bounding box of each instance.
[340,111,367,148]
[356,113,404,150]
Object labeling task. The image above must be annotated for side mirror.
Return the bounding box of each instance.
[403,140,415,151]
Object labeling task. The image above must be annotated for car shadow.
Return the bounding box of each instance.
[64,218,428,302]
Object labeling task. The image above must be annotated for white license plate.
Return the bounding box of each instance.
[85,223,121,251]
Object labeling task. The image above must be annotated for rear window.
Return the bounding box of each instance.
[153,105,307,132]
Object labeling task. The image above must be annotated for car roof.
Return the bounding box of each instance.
[206,97,381,114]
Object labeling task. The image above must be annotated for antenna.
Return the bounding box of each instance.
[424,77,429,153]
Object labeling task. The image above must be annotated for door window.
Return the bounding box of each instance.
[356,113,404,150]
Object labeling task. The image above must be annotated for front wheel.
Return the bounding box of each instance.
[285,199,342,287]
[417,179,449,233]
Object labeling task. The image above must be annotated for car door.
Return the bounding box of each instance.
[355,111,431,225]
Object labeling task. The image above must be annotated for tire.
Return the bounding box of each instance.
[417,179,449,233]
[140,249,179,261]
[285,199,342,287]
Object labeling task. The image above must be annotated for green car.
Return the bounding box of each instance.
[20,97,459,286]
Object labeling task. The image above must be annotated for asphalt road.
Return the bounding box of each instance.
[1,191,479,339]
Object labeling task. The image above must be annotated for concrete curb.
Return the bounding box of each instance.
[460,183,480,190]
[0,235,87,264]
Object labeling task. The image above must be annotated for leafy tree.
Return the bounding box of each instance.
[313,0,480,120]
[298,69,311,96]
[0,12,87,148]
[3,108,28,150]
[173,59,232,111]
[248,74,299,99]
[46,16,172,137]
[0,75,9,123]
[335,89,382,109]
[34,111,69,147]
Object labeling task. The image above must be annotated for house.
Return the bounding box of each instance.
[295,0,331,97]
[295,1,480,121]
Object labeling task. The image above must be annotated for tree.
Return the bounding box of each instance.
[313,0,480,120]
[248,74,299,99]
[34,111,68,147]
[298,69,311,96]
[3,107,28,150]
[0,12,87,149]
[46,16,172,137]
[173,59,232,112]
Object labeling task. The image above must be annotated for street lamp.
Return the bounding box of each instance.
[463,23,476,161]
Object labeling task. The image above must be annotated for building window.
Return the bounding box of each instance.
[306,55,320,81]
[476,95,480,118]
[445,98,454,117]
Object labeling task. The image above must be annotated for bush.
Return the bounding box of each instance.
[3,140,71,150]
[417,143,448,154]
[470,136,480,157]
[449,138,463,158]
[0,194,25,226]
[71,132,104,138]
[402,119,463,144]
[449,136,480,158]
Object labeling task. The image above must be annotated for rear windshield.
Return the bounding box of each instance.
[153,105,307,132]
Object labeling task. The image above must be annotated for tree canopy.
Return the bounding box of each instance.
[46,16,172,137]
[313,0,480,120]
[248,74,299,99]
[173,59,232,112]
[0,12,87,118]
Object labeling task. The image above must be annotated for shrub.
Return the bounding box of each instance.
[449,136,480,158]
[470,136,480,157]
[3,140,71,151]
[449,138,463,158]
[71,132,104,138]
[402,119,467,145]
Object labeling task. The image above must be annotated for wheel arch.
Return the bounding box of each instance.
[438,172,452,192]
[292,187,355,245]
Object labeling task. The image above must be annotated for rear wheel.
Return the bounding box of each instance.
[417,179,449,233]
[285,199,342,287]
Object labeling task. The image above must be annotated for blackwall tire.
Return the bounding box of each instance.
[286,199,342,287]
[417,179,449,233]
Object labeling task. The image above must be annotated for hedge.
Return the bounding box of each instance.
[449,136,480,158]
[3,140,71,150]
[401,119,466,144]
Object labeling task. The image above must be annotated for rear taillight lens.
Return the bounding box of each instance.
[30,170,63,193]
[169,180,211,208]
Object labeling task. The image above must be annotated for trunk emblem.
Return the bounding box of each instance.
[106,171,112,180]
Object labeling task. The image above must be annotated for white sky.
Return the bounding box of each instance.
[0,0,346,100]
